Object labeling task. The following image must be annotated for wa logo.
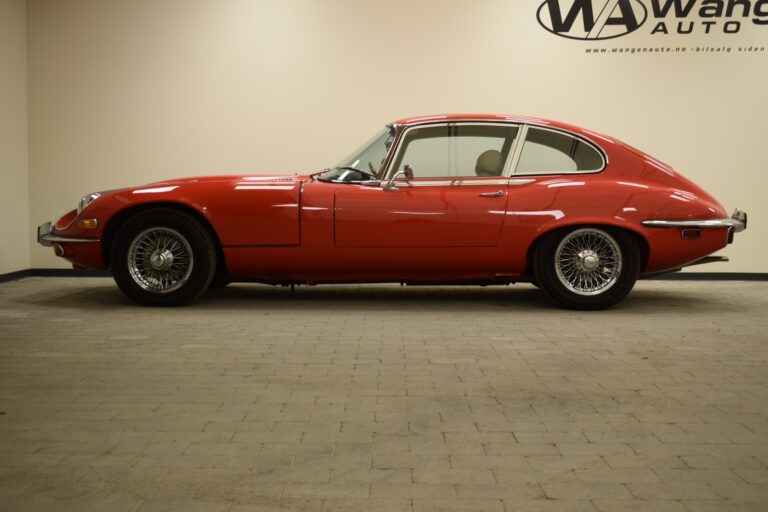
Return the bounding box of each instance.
[537,0,648,40]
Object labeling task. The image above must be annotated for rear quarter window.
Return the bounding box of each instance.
[516,127,604,175]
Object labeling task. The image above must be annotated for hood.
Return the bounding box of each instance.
[145,174,307,187]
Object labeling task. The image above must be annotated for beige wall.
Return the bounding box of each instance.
[0,0,29,275]
[27,0,767,271]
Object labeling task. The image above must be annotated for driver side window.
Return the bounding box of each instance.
[390,124,519,179]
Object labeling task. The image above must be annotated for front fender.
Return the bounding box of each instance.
[89,178,302,247]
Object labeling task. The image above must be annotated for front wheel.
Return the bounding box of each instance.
[111,209,217,306]
[534,227,640,310]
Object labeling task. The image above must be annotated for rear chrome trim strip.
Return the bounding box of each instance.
[642,219,745,232]
[641,219,742,229]
[642,209,747,233]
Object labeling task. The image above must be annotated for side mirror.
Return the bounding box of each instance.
[383,165,414,191]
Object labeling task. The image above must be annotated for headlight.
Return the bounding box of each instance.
[77,192,101,214]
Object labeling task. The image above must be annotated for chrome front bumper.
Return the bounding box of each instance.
[642,209,747,232]
[37,221,100,247]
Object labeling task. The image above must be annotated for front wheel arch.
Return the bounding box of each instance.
[101,202,228,279]
[110,208,217,306]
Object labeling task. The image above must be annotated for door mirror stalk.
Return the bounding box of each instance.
[384,165,414,191]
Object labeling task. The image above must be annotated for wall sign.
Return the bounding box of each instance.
[537,0,768,50]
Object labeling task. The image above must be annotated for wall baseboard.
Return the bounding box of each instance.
[1,269,767,284]
[0,269,32,284]
[0,269,111,283]
[647,272,768,281]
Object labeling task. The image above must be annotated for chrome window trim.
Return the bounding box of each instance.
[383,122,524,181]
[511,125,607,176]
[508,178,536,186]
[385,177,535,188]
[521,121,609,165]
[505,125,529,177]
[376,122,407,181]
[378,123,398,179]
[385,119,609,179]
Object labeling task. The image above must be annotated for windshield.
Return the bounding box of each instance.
[334,126,395,177]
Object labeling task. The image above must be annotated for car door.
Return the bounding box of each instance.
[334,123,520,248]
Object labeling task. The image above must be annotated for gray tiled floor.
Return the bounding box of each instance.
[0,277,767,511]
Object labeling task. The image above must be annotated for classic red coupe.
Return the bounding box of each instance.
[38,114,747,309]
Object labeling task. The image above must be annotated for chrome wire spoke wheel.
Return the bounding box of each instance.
[127,227,194,294]
[554,228,622,296]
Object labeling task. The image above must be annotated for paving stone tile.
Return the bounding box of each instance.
[653,468,744,484]
[626,483,721,500]
[593,499,687,511]
[543,481,633,499]
[455,483,544,500]
[681,455,766,471]
[707,482,768,501]
[681,500,768,512]
[502,501,598,512]
[319,498,412,512]
[412,468,495,484]
[412,498,504,511]
[556,443,635,456]
[330,468,411,484]
[735,469,768,484]
[483,442,560,456]
[449,454,528,470]
[137,497,232,511]
[526,455,608,471]
[370,483,457,499]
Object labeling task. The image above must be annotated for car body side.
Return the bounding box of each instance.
[45,115,734,284]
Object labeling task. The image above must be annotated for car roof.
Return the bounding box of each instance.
[391,114,616,145]
[393,113,552,126]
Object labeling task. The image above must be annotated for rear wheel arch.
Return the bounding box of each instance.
[101,202,227,278]
[524,223,649,280]
[531,225,644,309]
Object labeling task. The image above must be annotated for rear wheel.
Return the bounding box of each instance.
[111,209,216,306]
[534,227,639,310]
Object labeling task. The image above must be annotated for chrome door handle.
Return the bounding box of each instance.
[478,191,504,197]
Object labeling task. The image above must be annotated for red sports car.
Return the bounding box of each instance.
[37,114,747,309]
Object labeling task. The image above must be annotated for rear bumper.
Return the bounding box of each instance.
[37,221,100,247]
[641,209,747,232]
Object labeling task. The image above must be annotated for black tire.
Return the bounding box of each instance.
[110,209,217,306]
[208,276,232,289]
[534,226,640,310]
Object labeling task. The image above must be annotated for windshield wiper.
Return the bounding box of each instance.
[310,169,329,181]
[334,166,368,174]
[316,166,378,184]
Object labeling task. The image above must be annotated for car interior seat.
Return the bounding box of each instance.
[475,150,504,176]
